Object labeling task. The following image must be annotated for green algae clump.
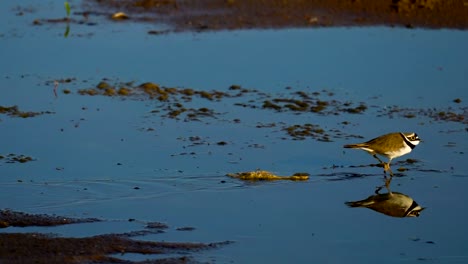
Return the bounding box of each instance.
[227,170,309,181]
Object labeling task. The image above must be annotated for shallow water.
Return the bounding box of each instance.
[1,1,468,263]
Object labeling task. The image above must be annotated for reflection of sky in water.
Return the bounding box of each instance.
[1,1,468,263]
[4,28,468,107]
[1,1,467,109]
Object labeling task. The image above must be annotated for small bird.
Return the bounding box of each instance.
[345,191,424,218]
[343,132,421,175]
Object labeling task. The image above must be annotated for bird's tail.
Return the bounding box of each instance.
[343,143,364,149]
[345,201,370,207]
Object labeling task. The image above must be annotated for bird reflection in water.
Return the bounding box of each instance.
[345,177,425,218]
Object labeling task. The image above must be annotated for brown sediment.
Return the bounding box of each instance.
[0,232,228,264]
[82,0,468,31]
[0,210,231,263]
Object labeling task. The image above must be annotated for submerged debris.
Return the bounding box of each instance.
[227,170,309,181]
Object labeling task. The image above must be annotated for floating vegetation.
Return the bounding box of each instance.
[77,80,257,121]
[0,105,53,118]
[78,80,256,102]
[227,170,309,181]
[96,81,111,89]
[262,100,282,111]
[241,90,369,116]
[378,105,468,125]
[344,103,367,114]
[176,135,228,148]
[74,80,467,142]
[285,124,330,141]
[283,124,363,142]
[311,100,329,113]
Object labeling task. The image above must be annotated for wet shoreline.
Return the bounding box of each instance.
[81,0,468,31]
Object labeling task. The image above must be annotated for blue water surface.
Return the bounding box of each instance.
[1,1,467,263]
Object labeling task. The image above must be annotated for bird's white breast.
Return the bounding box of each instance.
[385,143,412,158]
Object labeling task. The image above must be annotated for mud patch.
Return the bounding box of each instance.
[0,232,228,264]
[0,210,231,263]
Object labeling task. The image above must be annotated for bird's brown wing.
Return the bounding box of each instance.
[343,143,369,149]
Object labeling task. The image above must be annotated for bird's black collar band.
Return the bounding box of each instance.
[400,133,416,150]
[404,200,419,217]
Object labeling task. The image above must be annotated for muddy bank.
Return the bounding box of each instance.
[0,232,227,264]
[83,0,468,31]
[0,210,230,263]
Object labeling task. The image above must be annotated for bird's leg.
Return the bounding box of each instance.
[386,165,394,177]
[375,186,383,194]
[372,154,385,164]
[372,154,392,176]
[384,174,393,193]
[385,159,394,177]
